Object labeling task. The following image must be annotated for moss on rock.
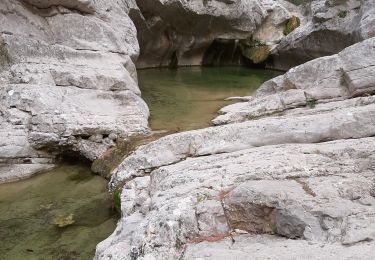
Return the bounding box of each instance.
[113,186,122,213]
[283,16,300,36]
[91,132,171,179]
[286,0,304,6]
[338,10,348,18]
[241,45,270,64]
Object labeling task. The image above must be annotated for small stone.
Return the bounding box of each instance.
[108,133,118,141]
[89,134,103,143]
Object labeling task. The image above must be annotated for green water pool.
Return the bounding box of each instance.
[139,66,280,131]
[0,165,117,260]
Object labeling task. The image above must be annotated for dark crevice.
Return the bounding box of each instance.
[202,39,273,69]
[169,51,178,69]
[57,152,92,167]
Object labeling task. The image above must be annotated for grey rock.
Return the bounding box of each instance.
[214,38,375,125]
[23,0,95,13]
[129,0,268,68]
[97,136,375,259]
[127,0,375,69]
[96,34,375,257]
[271,0,374,70]
[183,234,375,260]
[0,0,149,182]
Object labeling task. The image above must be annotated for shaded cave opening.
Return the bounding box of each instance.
[201,39,273,69]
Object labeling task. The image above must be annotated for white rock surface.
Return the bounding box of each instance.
[271,0,374,70]
[96,92,375,259]
[95,33,375,259]
[213,37,375,125]
[0,0,149,182]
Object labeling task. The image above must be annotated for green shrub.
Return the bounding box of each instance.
[306,98,317,109]
[338,10,348,18]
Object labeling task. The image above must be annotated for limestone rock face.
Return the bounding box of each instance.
[213,37,375,125]
[94,31,375,258]
[129,0,375,69]
[129,0,268,68]
[271,0,374,70]
[22,0,95,13]
[0,0,149,182]
[95,39,375,259]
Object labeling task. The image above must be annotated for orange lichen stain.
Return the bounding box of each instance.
[217,187,235,201]
[188,233,230,244]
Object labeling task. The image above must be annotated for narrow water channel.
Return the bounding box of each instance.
[0,67,280,259]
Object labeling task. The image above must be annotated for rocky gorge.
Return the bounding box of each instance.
[0,0,375,259]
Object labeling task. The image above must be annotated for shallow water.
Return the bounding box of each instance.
[0,165,117,260]
[139,66,281,131]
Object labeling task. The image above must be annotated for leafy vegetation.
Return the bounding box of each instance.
[306,98,317,108]
[338,10,348,18]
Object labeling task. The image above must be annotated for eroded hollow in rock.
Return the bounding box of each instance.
[202,39,274,69]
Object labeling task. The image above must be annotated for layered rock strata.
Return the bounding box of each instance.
[0,0,149,182]
[96,38,375,260]
[129,0,375,69]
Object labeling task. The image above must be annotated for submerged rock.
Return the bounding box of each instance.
[51,213,75,228]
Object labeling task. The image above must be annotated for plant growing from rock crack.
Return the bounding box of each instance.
[338,10,348,18]
[306,98,317,109]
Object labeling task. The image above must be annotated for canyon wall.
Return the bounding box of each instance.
[0,0,149,182]
[130,0,375,70]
